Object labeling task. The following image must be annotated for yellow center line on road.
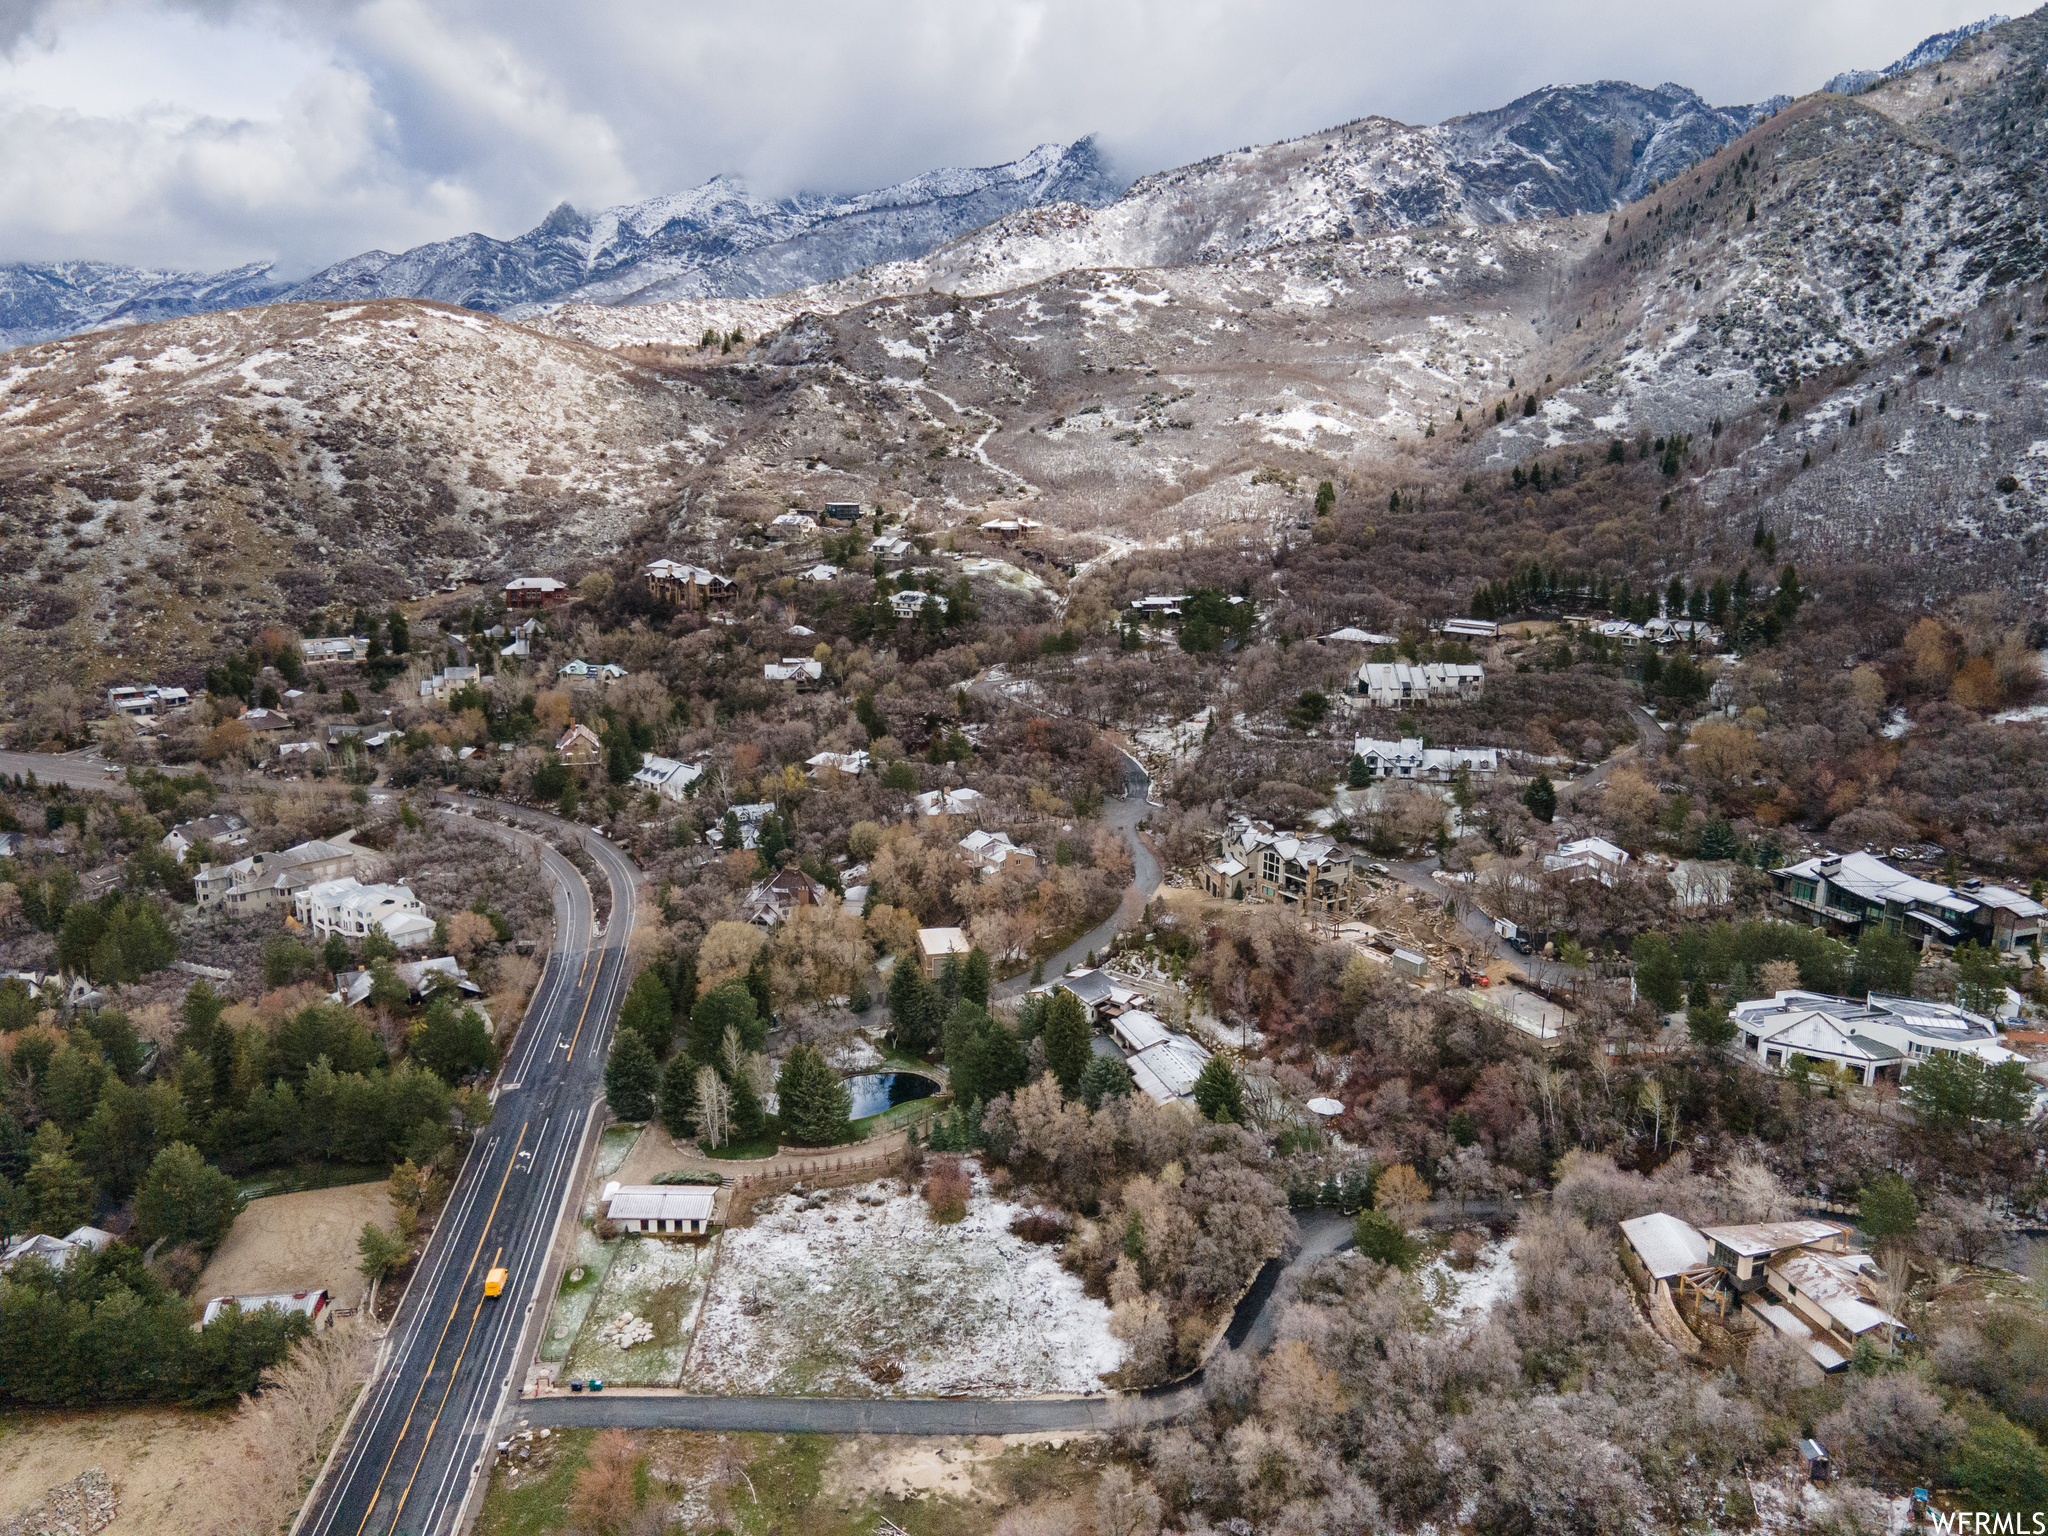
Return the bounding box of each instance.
[381,1245,505,1536]
[564,945,601,1062]
[349,1126,526,1536]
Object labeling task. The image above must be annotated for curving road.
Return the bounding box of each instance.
[994,752,1161,999]
[295,798,640,1536]
[510,1211,1356,1437]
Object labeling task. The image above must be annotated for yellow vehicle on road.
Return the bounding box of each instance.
[484,1266,508,1298]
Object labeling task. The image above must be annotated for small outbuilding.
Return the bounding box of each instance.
[601,1182,718,1236]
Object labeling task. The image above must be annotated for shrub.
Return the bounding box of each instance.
[922,1157,971,1223]
[1353,1208,1418,1269]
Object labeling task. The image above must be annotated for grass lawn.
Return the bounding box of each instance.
[537,1223,620,1365]
[475,1428,593,1536]
[696,1130,782,1160]
[475,1429,1118,1536]
[851,1091,948,1138]
[564,1237,718,1386]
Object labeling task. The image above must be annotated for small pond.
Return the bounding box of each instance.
[844,1071,941,1120]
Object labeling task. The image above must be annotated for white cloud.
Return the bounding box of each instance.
[0,0,2002,274]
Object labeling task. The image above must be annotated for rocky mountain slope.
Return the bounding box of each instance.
[1822,14,2008,95]
[0,299,710,682]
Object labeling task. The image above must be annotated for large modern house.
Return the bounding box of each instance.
[1729,989,2025,1086]
[1771,851,2044,955]
[1357,660,1486,708]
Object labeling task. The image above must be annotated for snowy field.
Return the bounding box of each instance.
[1417,1238,1519,1329]
[685,1177,1122,1397]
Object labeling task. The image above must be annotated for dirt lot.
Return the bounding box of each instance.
[0,1409,240,1536]
[194,1181,394,1311]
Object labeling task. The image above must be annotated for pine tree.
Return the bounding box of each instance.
[134,1141,242,1250]
[887,962,941,1055]
[604,1029,659,1121]
[659,1052,698,1139]
[1521,774,1557,824]
[1192,1057,1246,1123]
[1041,991,1091,1095]
[776,1044,852,1146]
[729,1071,767,1142]
[961,948,991,1010]
[618,968,675,1057]
[691,980,757,1063]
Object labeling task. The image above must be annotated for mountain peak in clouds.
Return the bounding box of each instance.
[278,140,1126,317]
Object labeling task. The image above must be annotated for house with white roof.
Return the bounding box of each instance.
[601,1181,718,1236]
[505,575,570,608]
[957,828,1039,880]
[1028,966,1141,1023]
[642,560,736,608]
[1439,618,1498,641]
[555,723,603,764]
[1544,837,1631,886]
[800,563,841,583]
[1620,1213,1895,1371]
[1108,1007,1212,1105]
[1357,660,1485,708]
[913,786,984,818]
[763,658,825,686]
[194,839,355,914]
[557,659,626,685]
[767,511,817,540]
[162,813,249,859]
[632,754,705,802]
[889,590,948,619]
[300,636,371,664]
[806,750,868,780]
[1320,626,1398,645]
[1,1225,115,1273]
[1353,735,1499,782]
[294,878,433,948]
[917,926,973,978]
[201,1289,331,1331]
[1730,989,2023,1085]
[1620,1212,1713,1304]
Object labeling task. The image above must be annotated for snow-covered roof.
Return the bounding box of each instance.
[1775,851,1979,915]
[1620,1212,1713,1280]
[1111,1009,1173,1054]
[601,1182,717,1224]
[1698,1219,1845,1258]
[916,926,971,960]
[1771,1251,1902,1337]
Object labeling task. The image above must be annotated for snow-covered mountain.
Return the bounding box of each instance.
[287,139,1123,315]
[0,141,1122,349]
[0,261,287,352]
[1822,15,2009,95]
[545,79,1791,347]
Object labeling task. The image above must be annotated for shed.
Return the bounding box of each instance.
[601,1181,718,1236]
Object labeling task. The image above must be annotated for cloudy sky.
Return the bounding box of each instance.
[0,0,2002,275]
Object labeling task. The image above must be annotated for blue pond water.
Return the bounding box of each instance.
[844,1071,941,1120]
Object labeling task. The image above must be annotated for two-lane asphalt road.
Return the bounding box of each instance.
[297,801,639,1536]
